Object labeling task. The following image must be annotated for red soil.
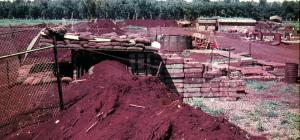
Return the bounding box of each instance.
[215,33,300,64]
[4,60,265,140]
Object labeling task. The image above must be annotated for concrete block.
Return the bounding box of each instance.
[183,88,200,93]
[184,78,205,84]
[184,73,203,78]
[183,93,202,98]
[166,69,183,74]
[200,87,211,93]
[165,64,184,69]
[184,68,204,73]
[184,84,203,88]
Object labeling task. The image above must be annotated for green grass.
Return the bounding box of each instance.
[183,97,225,116]
[245,80,275,92]
[278,85,299,94]
[0,19,81,26]
[255,101,280,118]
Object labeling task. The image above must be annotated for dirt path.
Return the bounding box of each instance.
[216,33,299,64]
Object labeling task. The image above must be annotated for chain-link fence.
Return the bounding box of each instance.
[0,26,61,137]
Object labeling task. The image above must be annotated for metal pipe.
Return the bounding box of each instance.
[52,37,64,110]
[0,45,54,60]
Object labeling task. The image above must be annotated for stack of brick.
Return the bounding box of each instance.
[161,54,184,94]
[183,61,205,97]
[183,75,246,100]
[218,78,245,97]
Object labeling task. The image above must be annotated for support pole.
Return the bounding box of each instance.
[135,53,138,75]
[53,37,64,110]
[6,61,10,88]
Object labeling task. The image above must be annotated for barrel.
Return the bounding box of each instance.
[274,33,281,43]
[285,63,299,83]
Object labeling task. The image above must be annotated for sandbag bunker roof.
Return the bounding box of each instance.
[40,30,159,52]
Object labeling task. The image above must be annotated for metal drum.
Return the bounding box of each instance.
[285,63,299,83]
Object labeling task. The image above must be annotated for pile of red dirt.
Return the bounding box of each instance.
[4,60,265,140]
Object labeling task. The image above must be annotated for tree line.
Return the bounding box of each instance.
[0,0,299,21]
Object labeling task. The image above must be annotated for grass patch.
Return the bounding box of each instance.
[183,97,225,116]
[281,112,300,130]
[245,80,275,91]
[280,112,300,140]
[279,85,299,94]
[255,101,280,118]
[256,120,265,132]
[0,19,81,26]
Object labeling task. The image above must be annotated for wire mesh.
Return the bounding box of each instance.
[0,27,60,137]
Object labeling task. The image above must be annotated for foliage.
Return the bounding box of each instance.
[184,97,225,116]
[256,120,265,132]
[255,101,280,118]
[281,112,300,130]
[0,19,78,26]
[245,80,275,91]
[0,0,299,21]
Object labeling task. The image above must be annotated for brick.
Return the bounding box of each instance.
[184,62,204,68]
[184,68,204,73]
[165,59,184,64]
[236,86,245,92]
[219,82,230,87]
[211,88,219,93]
[183,88,200,93]
[183,93,202,98]
[201,92,216,97]
[203,71,222,79]
[184,73,203,78]
[184,78,205,84]
[219,91,230,96]
[200,87,211,93]
[164,79,184,83]
[166,69,183,74]
[165,73,184,78]
[165,64,184,69]
[219,87,238,92]
[184,84,203,88]
[169,88,184,93]
[174,83,184,88]
[201,83,220,88]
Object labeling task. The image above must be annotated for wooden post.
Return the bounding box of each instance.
[156,62,163,77]
[135,53,138,75]
[6,61,10,88]
[53,37,64,110]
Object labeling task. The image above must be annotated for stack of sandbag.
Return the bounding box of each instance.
[39,31,156,51]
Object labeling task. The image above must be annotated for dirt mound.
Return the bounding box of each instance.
[4,60,265,140]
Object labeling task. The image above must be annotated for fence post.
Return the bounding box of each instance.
[9,25,22,66]
[52,37,64,110]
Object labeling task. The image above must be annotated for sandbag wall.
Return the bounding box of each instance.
[38,33,155,52]
[160,54,246,100]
